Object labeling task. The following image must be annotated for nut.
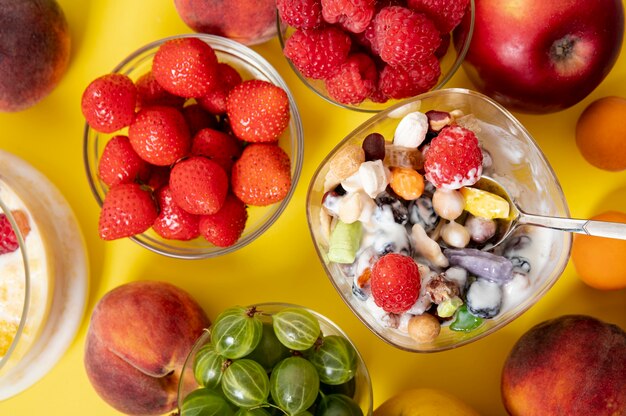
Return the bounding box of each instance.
[425,110,452,132]
[407,313,441,344]
[411,223,449,268]
[393,111,429,148]
[432,188,465,221]
[425,273,461,304]
[329,144,365,181]
[441,220,470,248]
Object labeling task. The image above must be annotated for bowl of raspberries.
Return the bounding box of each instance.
[82,34,304,259]
[306,88,571,351]
[277,0,475,112]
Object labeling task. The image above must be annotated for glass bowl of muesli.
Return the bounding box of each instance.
[306,88,571,352]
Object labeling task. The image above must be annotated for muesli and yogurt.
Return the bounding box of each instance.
[319,108,552,344]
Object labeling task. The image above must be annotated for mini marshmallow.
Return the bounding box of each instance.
[341,170,363,194]
[393,111,429,148]
[338,191,371,224]
[358,159,390,198]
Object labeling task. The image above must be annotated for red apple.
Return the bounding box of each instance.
[455,0,624,113]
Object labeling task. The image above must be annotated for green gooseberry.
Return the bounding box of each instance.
[212,306,263,359]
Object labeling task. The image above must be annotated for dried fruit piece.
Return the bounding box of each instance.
[460,186,510,219]
[389,167,424,200]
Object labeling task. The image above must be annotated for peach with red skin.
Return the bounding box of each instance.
[84,281,210,415]
[0,0,70,112]
[501,315,626,416]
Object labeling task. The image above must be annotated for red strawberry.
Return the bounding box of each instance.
[424,124,483,189]
[197,63,243,115]
[98,183,158,240]
[199,194,248,247]
[407,0,470,33]
[325,53,378,105]
[135,71,185,109]
[321,0,376,34]
[277,0,324,30]
[227,80,291,143]
[191,128,243,173]
[373,6,440,69]
[0,211,31,255]
[370,253,420,314]
[98,135,149,187]
[144,165,171,190]
[231,143,292,206]
[152,37,219,98]
[152,185,200,241]
[128,106,191,166]
[378,54,441,99]
[169,156,229,215]
[81,73,137,133]
[283,27,352,79]
[182,103,219,137]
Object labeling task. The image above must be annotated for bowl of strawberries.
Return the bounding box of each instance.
[82,34,304,259]
[276,0,475,112]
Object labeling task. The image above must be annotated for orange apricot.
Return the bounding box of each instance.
[571,210,626,290]
[575,96,626,171]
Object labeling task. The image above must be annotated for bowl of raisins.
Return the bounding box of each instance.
[306,88,571,352]
[177,303,373,415]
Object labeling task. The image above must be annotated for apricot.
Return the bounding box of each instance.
[0,0,71,112]
[571,210,626,290]
[84,281,210,415]
[173,0,279,45]
[576,96,626,171]
[501,315,626,416]
[374,388,480,416]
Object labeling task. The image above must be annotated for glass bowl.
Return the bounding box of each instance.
[0,150,88,399]
[83,34,304,259]
[306,88,572,352]
[177,302,373,415]
[277,1,475,113]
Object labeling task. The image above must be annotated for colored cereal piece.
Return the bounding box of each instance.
[389,167,424,201]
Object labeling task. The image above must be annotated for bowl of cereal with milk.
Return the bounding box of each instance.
[306,88,571,352]
[0,151,88,398]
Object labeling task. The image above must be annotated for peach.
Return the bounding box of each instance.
[84,281,210,415]
[0,0,71,112]
[501,315,626,416]
[173,0,279,45]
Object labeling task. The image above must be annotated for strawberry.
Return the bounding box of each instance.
[152,185,200,241]
[283,27,352,80]
[135,71,185,109]
[227,80,291,143]
[143,165,171,190]
[199,194,248,247]
[378,54,441,99]
[424,124,483,189]
[128,106,191,166]
[373,6,440,69]
[169,156,229,215]
[0,211,31,255]
[182,103,219,137]
[277,0,324,30]
[407,0,470,33]
[98,183,158,240]
[81,73,137,133]
[325,53,378,105]
[321,0,376,34]
[231,143,292,206]
[370,253,421,314]
[152,37,219,98]
[197,63,243,115]
[191,128,243,173]
[98,135,149,187]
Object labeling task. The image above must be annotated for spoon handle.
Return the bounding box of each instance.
[519,213,626,240]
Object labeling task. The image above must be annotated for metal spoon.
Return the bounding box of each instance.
[474,176,626,249]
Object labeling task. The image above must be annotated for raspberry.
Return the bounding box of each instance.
[226,80,291,143]
[325,53,377,105]
[424,125,483,190]
[379,54,441,99]
[373,6,440,69]
[197,63,243,115]
[370,253,421,314]
[191,128,243,173]
[277,0,324,30]
[231,143,292,206]
[128,106,191,166]
[321,0,376,34]
[407,0,470,33]
[152,185,200,241]
[152,37,219,98]
[98,135,149,187]
[98,183,158,240]
[199,194,248,247]
[169,156,229,215]
[283,27,352,79]
[0,211,30,255]
[81,73,137,134]
[135,71,185,109]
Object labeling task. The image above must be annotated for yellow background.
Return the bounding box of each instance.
[1,0,626,414]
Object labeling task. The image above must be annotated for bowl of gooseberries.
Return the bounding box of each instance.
[177,303,373,415]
